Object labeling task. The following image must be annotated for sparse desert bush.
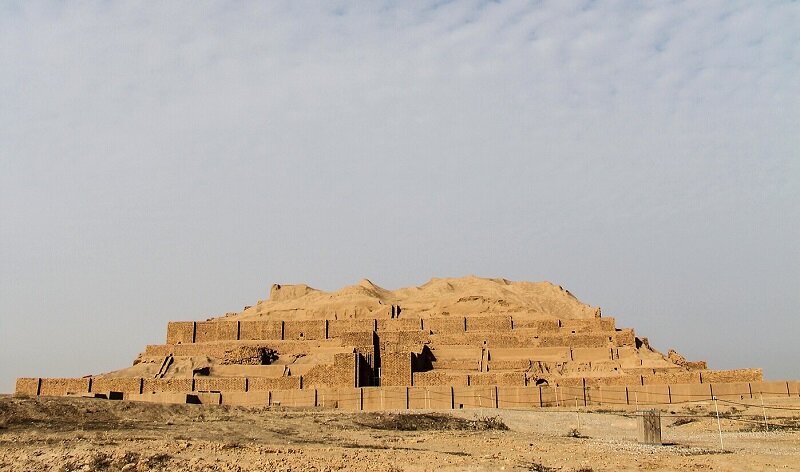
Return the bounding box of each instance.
[685,405,704,415]
[671,417,698,426]
[112,452,140,469]
[565,428,585,438]
[87,452,113,470]
[476,415,510,431]
[355,412,508,431]
[143,453,172,469]
[740,418,800,432]
[528,463,557,472]
[718,406,742,418]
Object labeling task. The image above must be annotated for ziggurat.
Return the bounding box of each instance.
[18,277,791,408]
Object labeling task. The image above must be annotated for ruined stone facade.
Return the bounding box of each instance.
[15,277,780,407]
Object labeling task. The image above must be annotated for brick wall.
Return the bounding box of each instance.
[586,385,628,406]
[571,347,613,361]
[302,364,334,388]
[379,330,430,345]
[412,371,469,386]
[357,351,375,387]
[269,389,317,407]
[14,378,40,396]
[381,352,412,386]
[195,321,238,342]
[615,329,636,347]
[709,382,752,400]
[584,374,643,387]
[509,319,560,332]
[194,377,247,392]
[560,318,616,332]
[432,359,481,370]
[91,377,142,394]
[145,342,263,359]
[666,383,710,403]
[642,371,701,385]
[144,344,172,356]
[23,375,794,409]
[751,381,790,397]
[142,378,193,393]
[452,385,494,409]
[166,321,195,344]
[339,331,374,347]
[598,317,616,331]
[539,333,612,348]
[381,342,428,354]
[506,331,551,347]
[220,345,274,365]
[615,347,638,359]
[362,386,409,410]
[248,377,301,390]
[239,320,283,340]
[422,317,465,334]
[553,377,585,388]
[272,340,342,355]
[149,340,336,360]
[39,378,90,396]
[466,315,512,332]
[433,332,519,346]
[328,319,376,337]
[376,319,421,331]
[701,368,763,383]
[283,320,327,340]
[332,352,357,387]
[616,367,656,376]
[488,359,531,371]
[354,345,375,361]
[497,386,541,408]
[543,383,589,406]
[469,372,526,386]
[525,347,572,361]
[430,345,481,359]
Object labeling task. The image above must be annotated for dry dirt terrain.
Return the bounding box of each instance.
[1,394,798,471]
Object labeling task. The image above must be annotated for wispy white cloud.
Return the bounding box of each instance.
[0,1,798,390]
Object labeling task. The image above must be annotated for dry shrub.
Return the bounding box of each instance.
[565,428,585,438]
[671,417,698,426]
[355,413,508,431]
[528,464,557,472]
[476,415,510,431]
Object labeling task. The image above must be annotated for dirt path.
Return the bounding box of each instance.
[1,395,798,471]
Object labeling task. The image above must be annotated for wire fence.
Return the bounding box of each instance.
[268,384,800,416]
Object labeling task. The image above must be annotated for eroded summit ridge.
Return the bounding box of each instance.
[244,276,600,321]
[16,276,765,406]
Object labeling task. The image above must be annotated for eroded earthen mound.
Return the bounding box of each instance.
[241,276,600,321]
[15,276,767,408]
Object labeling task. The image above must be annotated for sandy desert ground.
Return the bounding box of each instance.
[0,394,798,471]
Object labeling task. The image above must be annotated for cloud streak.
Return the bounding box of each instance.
[0,1,798,392]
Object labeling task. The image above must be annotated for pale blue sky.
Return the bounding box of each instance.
[1,1,798,392]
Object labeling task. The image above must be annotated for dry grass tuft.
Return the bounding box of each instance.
[354,412,508,431]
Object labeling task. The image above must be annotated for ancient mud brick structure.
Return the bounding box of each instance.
[16,277,790,408]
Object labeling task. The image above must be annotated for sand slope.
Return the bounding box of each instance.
[2,395,798,471]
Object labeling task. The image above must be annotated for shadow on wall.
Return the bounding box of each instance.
[412,346,435,373]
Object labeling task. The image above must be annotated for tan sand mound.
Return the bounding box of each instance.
[237,275,600,321]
